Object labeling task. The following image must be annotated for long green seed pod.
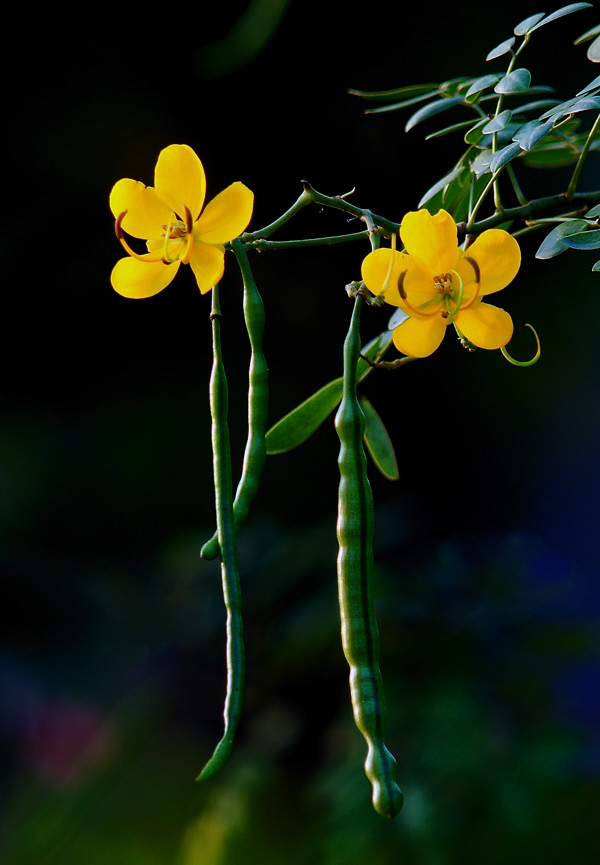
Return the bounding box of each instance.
[197,284,245,781]
[201,238,268,561]
[335,294,403,819]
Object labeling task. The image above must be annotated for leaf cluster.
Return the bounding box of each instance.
[351,3,600,219]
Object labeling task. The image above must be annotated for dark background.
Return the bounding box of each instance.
[1,1,599,862]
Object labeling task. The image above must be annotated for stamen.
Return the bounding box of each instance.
[459,255,482,311]
[501,324,541,366]
[379,234,397,300]
[396,268,441,318]
[444,270,464,316]
[115,211,167,264]
[181,205,195,264]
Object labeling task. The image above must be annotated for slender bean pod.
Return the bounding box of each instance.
[335,295,403,819]
[201,239,268,561]
[197,284,245,781]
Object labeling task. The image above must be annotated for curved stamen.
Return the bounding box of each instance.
[458,255,482,311]
[444,270,464,316]
[397,271,441,318]
[181,205,195,264]
[501,324,541,366]
[115,211,167,264]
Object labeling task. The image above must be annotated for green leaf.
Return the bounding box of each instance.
[387,307,409,330]
[535,220,589,258]
[486,36,516,61]
[364,92,439,115]
[360,398,399,481]
[540,94,600,119]
[522,143,581,167]
[511,98,561,114]
[482,110,513,133]
[576,73,600,95]
[489,141,523,172]
[349,83,438,101]
[529,3,593,33]
[584,203,600,218]
[425,120,477,140]
[465,74,502,101]
[588,36,600,62]
[592,260,600,270]
[357,330,394,381]
[514,12,546,35]
[405,97,464,131]
[575,23,600,44]
[471,148,494,177]
[495,68,532,94]
[265,331,394,455]
[513,118,555,150]
[417,165,465,207]
[562,229,600,250]
[265,378,343,454]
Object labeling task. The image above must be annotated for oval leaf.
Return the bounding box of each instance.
[266,379,343,454]
[405,97,464,131]
[529,3,593,33]
[535,220,590,259]
[489,141,523,172]
[360,397,399,481]
[486,36,516,61]
[466,74,502,101]
[514,12,546,35]
[587,34,600,63]
[513,118,555,150]
[562,229,600,250]
[483,110,513,134]
[417,165,466,207]
[495,68,532,94]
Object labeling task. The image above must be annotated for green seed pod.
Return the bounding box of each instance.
[201,239,268,561]
[197,285,244,781]
[335,295,403,819]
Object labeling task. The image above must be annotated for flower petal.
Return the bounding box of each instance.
[109,178,170,240]
[456,301,513,348]
[392,313,448,357]
[188,243,226,294]
[400,209,458,275]
[110,256,179,299]
[194,182,254,245]
[460,229,521,295]
[361,247,408,307]
[154,144,206,220]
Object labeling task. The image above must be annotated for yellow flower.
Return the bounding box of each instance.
[361,209,521,358]
[109,144,254,298]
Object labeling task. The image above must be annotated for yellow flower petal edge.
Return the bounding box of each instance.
[362,208,521,358]
[109,144,254,298]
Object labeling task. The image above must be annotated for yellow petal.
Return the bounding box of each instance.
[188,243,226,294]
[392,313,448,358]
[456,301,513,349]
[109,178,170,240]
[403,258,441,309]
[110,255,179,299]
[459,229,521,295]
[360,247,408,307]
[400,209,458,275]
[194,182,254,245]
[154,144,206,221]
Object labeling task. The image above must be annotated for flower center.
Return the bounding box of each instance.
[161,207,195,264]
[434,272,455,297]
[115,204,195,266]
